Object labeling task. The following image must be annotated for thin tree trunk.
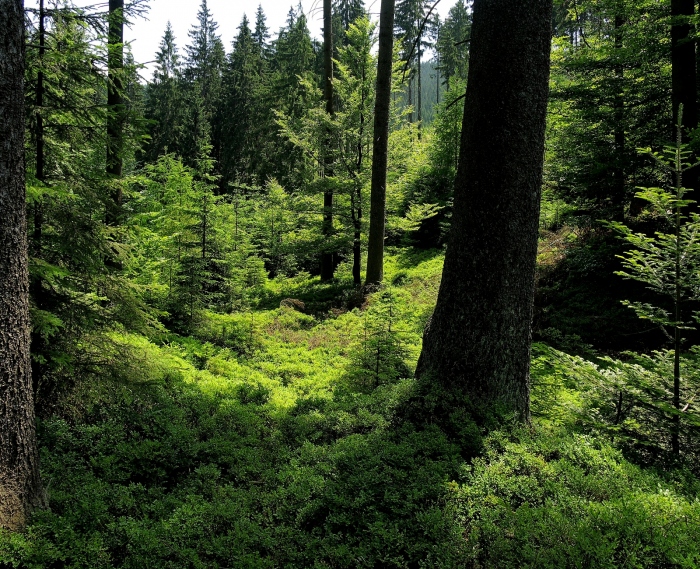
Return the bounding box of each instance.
[31,0,46,398]
[672,146,683,457]
[365,0,395,286]
[672,0,698,200]
[321,0,335,281]
[34,0,45,253]
[612,13,625,221]
[0,0,47,531]
[672,0,697,138]
[436,49,440,105]
[414,0,553,426]
[417,33,422,139]
[106,0,124,223]
[352,60,369,287]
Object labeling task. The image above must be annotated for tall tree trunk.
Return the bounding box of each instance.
[414,0,553,426]
[106,0,124,223]
[321,0,335,281]
[672,0,698,197]
[34,0,45,253]
[612,12,625,221]
[436,47,440,105]
[31,0,46,398]
[365,0,395,286]
[0,0,47,531]
[697,0,700,110]
[417,32,422,139]
[353,93,366,286]
[672,0,697,137]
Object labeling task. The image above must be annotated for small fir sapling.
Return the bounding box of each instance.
[607,108,700,456]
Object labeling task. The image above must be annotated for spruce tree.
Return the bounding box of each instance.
[253,4,270,56]
[145,22,184,161]
[184,0,224,168]
[221,14,264,186]
[334,0,365,31]
[435,0,471,88]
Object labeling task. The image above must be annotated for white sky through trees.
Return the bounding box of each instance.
[27,0,458,76]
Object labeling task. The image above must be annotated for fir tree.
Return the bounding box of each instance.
[145,22,184,161]
[220,14,265,186]
[253,4,270,57]
[184,0,225,168]
[435,0,471,88]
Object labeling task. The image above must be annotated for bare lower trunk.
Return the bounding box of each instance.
[613,13,625,221]
[414,0,553,427]
[34,0,45,253]
[320,0,335,281]
[417,45,422,139]
[106,0,124,223]
[365,0,395,286]
[0,0,47,531]
[352,188,362,286]
[672,0,698,199]
[31,0,46,399]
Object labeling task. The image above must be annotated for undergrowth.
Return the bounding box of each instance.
[1,251,699,568]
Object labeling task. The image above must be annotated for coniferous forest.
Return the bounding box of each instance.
[3,0,700,566]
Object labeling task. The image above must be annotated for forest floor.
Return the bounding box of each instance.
[1,248,700,568]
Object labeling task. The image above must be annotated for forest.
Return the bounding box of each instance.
[1,0,700,566]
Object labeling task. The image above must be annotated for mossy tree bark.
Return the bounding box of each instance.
[414,0,553,426]
[365,0,395,286]
[0,0,47,531]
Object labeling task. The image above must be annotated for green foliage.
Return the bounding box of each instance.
[604,122,700,457]
[532,342,700,467]
[10,0,700,565]
[547,0,670,217]
[434,0,471,87]
[608,136,700,331]
[347,289,414,390]
[23,4,154,407]
[453,425,700,568]
[2,252,700,567]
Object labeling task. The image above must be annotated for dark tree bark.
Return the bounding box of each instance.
[672,0,697,138]
[0,0,47,531]
[612,12,625,221]
[34,0,45,252]
[31,0,47,398]
[671,0,698,199]
[414,0,553,424]
[321,0,335,281]
[365,0,395,286]
[106,0,124,222]
[417,23,422,139]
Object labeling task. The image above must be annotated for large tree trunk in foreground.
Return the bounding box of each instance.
[365,0,395,286]
[320,0,335,281]
[0,0,47,531]
[414,0,553,425]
